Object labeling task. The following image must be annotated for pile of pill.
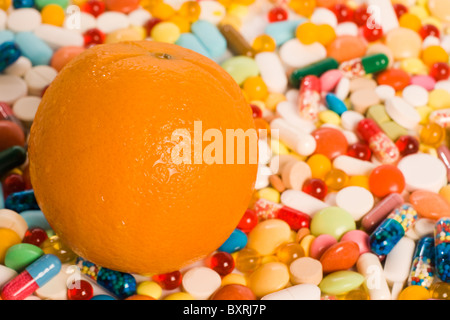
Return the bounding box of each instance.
[1,0,450,301]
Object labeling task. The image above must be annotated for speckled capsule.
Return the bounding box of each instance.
[408,237,435,288]
[435,218,450,283]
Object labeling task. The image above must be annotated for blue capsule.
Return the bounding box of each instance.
[435,218,450,283]
[5,189,40,213]
[13,0,34,8]
[191,20,226,59]
[264,19,305,46]
[325,93,348,116]
[90,294,116,300]
[218,228,248,253]
[408,237,435,288]
[0,41,21,72]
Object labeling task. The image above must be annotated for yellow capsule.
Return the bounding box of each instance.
[137,281,162,299]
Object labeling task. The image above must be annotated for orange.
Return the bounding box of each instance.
[28,41,258,274]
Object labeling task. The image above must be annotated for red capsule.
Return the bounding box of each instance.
[276,206,310,231]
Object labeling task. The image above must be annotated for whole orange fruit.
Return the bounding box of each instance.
[28,41,258,274]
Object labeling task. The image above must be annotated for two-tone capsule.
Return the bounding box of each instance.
[370,203,418,256]
[297,75,321,121]
[435,217,450,283]
[408,236,435,288]
[76,257,136,299]
[1,254,61,300]
[339,53,389,80]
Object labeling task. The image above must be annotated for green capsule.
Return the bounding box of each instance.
[361,53,389,75]
[0,146,27,177]
[290,58,339,88]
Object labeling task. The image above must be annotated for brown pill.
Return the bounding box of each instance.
[361,193,404,232]
[218,24,255,58]
[0,120,26,152]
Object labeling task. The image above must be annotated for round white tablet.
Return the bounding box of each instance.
[13,96,41,123]
[0,75,28,105]
[97,12,130,34]
[181,267,222,300]
[24,65,58,96]
[128,8,152,26]
[0,265,17,288]
[310,8,338,28]
[7,8,41,32]
[340,110,364,131]
[336,186,374,221]
[0,209,29,239]
[375,84,396,101]
[4,56,32,77]
[35,264,72,300]
[397,153,448,193]
[402,84,429,107]
[385,96,421,129]
[279,39,326,69]
[335,22,358,36]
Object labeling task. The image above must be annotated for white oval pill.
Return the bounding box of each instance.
[182,267,222,300]
[270,118,316,156]
[279,39,326,69]
[97,11,130,34]
[0,265,18,288]
[64,12,97,33]
[261,283,321,300]
[383,237,415,288]
[397,153,447,193]
[332,155,376,176]
[336,186,374,221]
[34,24,84,50]
[4,56,32,77]
[0,75,28,105]
[375,84,396,101]
[356,253,391,300]
[0,209,29,240]
[402,84,429,107]
[335,76,350,100]
[255,165,271,190]
[335,22,358,36]
[340,110,364,131]
[128,8,152,26]
[385,96,421,129]
[13,96,41,123]
[310,8,338,28]
[280,189,329,217]
[413,218,436,238]
[7,8,41,32]
[255,52,287,93]
[276,101,316,134]
[24,65,58,96]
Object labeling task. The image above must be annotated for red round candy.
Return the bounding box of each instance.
[395,135,419,157]
[210,284,256,300]
[331,3,354,23]
[2,173,25,199]
[83,28,105,48]
[362,25,383,42]
[267,6,288,22]
[430,62,450,81]
[302,178,327,200]
[347,142,372,161]
[419,24,440,40]
[22,227,48,247]
[368,164,405,198]
[152,270,182,290]
[205,251,235,276]
[67,280,94,300]
[376,69,411,91]
[81,0,105,17]
[312,127,348,159]
[237,209,258,233]
[393,3,408,18]
[276,205,310,231]
[250,104,262,118]
[353,4,369,26]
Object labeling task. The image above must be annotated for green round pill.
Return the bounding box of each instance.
[4,243,44,272]
[310,206,356,241]
[319,271,365,296]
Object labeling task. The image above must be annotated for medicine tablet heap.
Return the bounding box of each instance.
[1,0,450,301]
